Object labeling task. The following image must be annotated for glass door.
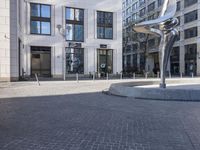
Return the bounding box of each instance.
[97,49,113,77]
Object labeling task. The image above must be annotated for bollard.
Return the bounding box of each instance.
[35,73,40,86]
[120,72,123,80]
[180,72,183,78]
[107,73,109,80]
[133,73,136,79]
[192,72,194,78]
[145,73,148,79]
[76,73,79,83]
[157,72,160,78]
[169,72,171,78]
[93,72,95,81]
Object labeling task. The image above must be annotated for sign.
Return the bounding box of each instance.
[69,43,82,48]
[100,44,107,49]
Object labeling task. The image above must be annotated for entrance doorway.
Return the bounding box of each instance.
[31,46,51,77]
[97,49,113,76]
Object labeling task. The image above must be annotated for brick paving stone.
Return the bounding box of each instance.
[0,81,200,150]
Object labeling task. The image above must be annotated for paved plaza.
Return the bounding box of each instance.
[0,80,200,150]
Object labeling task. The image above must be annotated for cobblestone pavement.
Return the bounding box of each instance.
[0,80,200,150]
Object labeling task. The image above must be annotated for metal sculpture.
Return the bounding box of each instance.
[133,0,179,88]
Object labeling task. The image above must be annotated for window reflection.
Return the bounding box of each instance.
[66,7,84,42]
[97,11,113,39]
[30,3,51,35]
[66,48,84,74]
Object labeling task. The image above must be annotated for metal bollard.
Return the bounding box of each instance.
[157,72,160,78]
[93,72,95,81]
[107,73,109,80]
[192,73,194,78]
[169,72,171,78]
[35,73,40,86]
[145,73,148,79]
[133,73,136,79]
[76,73,79,83]
[180,72,183,78]
[120,72,123,80]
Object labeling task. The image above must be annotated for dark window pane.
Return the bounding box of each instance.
[75,9,84,21]
[31,21,40,34]
[41,5,51,18]
[75,25,84,41]
[105,13,113,25]
[97,12,104,24]
[41,22,50,34]
[97,27,104,38]
[66,8,74,20]
[31,4,40,17]
[66,24,74,40]
[105,27,113,39]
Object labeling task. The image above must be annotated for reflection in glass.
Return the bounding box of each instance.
[105,27,113,39]
[66,8,74,20]
[97,49,113,75]
[97,27,104,39]
[41,5,51,18]
[66,24,74,40]
[41,22,50,34]
[31,21,40,34]
[75,25,84,41]
[66,48,84,74]
[31,4,40,17]
[75,9,84,21]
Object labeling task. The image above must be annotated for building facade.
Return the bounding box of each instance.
[123,0,200,76]
[0,0,122,81]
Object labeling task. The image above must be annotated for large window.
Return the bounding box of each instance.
[184,10,198,23]
[30,3,51,35]
[184,0,197,8]
[148,2,155,12]
[97,11,113,39]
[184,27,198,39]
[66,48,84,74]
[65,7,84,42]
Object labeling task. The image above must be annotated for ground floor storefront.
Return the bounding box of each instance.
[19,44,122,80]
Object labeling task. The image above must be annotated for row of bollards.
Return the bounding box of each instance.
[73,71,195,83]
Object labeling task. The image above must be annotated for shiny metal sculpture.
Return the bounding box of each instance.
[133,0,179,88]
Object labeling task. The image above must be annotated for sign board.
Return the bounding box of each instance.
[100,44,107,49]
[69,43,82,48]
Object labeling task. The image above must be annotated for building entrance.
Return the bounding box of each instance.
[31,46,51,77]
[97,49,113,76]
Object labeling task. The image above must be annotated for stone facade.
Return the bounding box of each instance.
[0,0,123,81]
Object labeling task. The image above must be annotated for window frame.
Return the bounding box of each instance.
[30,3,51,35]
[65,7,84,42]
[97,11,114,40]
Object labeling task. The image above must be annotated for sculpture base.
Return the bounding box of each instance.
[107,79,200,101]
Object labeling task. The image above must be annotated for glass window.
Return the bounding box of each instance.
[41,5,51,18]
[97,11,113,39]
[66,8,74,20]
[66,7,84,42]
[31,21,40,34]
[75,25,84,41]
[31,4,40,17]
[30,3,51,35]
[66,24,74,41]
[66,48,84,74]
[41,22,50,34]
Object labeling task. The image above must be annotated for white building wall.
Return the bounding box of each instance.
[20,0,123,78]
[0,0,11,81]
